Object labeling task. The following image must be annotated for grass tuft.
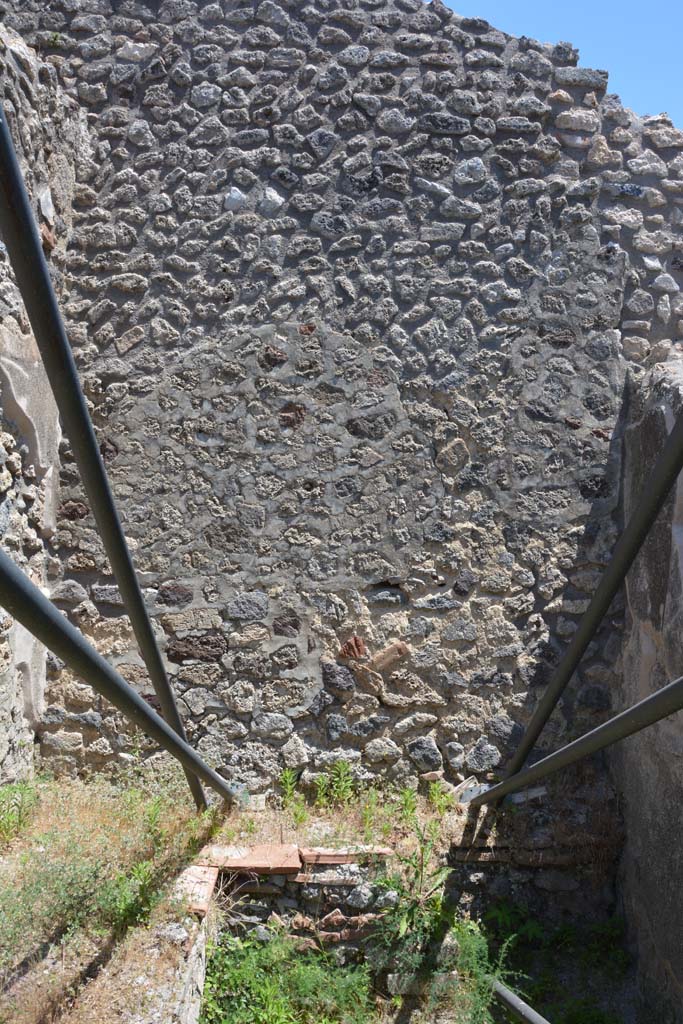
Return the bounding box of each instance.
[0,770,219,988]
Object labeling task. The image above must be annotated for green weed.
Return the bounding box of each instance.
[427,780,455,816]
[328,760,355,806]
[365,821,510,1023]
[0,775,216,986]
[97,859,157,932]
[279,769,298,809]
[290,793,309,828]
[369,820,449,976]
[397,786,418,827]
[201,932,375,1024]
[0,782,37,845]
[145,795,166,853]
[449,918,511,1024]
[548,1000,621,1024]
[314,772,330,808]
[360,787,381,842]
[483,900,631,1021]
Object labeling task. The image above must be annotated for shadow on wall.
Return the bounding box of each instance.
[611,363,683,1024]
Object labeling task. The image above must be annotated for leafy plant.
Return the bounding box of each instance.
[97,859,157,932]
[484,899,545,946]
[280,768,298,809]
[578,917,630,977]
[314,772,330,808]
[449,918,512,1024]
[369,821,450,976]
[0,782,37,844]
[541,998,621,1024]
[201,932,375,1024]
[427,780,455,816]
[279,770,309,825]
[145,795,166,853]
[290,793,309,828]
[397,786,418,827]
[328,760,355,806]
[360,787,382,843]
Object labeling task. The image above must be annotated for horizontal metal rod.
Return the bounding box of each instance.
[492,980,552,1024]
[462,673,683,807]
[0,546,238,806]
[505,406,683,778]
[0,104,206,810]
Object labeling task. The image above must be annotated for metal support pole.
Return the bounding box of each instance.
[0,548,238,805]
[505,407,683,778]
[0,104,206,809]
[461,673,683,807]
[492,980,552,1024]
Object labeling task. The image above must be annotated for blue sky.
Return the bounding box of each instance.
[447,1,683,127]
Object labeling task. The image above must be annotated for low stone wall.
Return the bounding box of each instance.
[615,356,683,1023]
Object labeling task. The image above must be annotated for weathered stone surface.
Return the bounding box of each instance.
[406,736,443,773]
[251,713,294,741]
[225,593,269,621]
[465,737,501,772]
[166,633,228,663]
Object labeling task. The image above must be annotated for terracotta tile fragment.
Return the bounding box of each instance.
[338,635,366,659]
[200,843,301,874]
[174,864,219,915]
[320,908,347,927]
[299,845,393,865]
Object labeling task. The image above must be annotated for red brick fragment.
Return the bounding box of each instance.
[338,635,366,659]
[199,843,301,875]
[291,912,315,930]
[320,908,347,928]
[299,846,393,865]
[174,864,219,916]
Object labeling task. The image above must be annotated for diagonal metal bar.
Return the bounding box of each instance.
[0,546,238,805]
[504,407,683,779]
[492,980,552,1024]
[0,104,206,809]
[460,673,683,808]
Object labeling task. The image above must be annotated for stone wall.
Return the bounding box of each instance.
[0,0,680,803]
[615,362,683,1023]
[0,24,84,781]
